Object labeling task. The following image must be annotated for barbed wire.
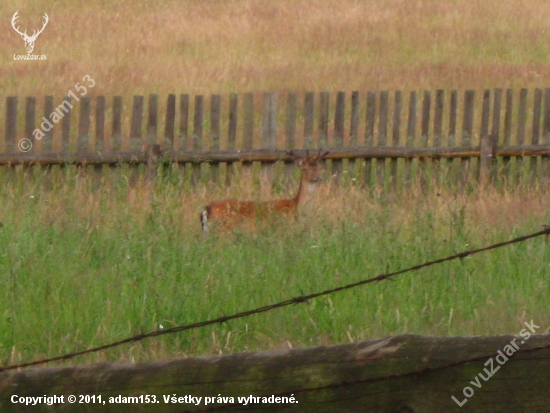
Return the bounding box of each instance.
[1,226,548,373]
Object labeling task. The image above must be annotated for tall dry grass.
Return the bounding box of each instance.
[2,0,550,97]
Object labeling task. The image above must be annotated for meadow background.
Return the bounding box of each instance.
[1,0,550,365]
[3,0,550,96]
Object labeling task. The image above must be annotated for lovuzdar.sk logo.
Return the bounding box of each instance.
[11,11,49,60]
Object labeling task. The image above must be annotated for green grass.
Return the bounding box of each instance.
[0,167,548,365]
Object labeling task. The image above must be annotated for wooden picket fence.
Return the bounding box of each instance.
[3,88,550,186]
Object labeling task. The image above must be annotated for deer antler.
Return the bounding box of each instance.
[11,11,27,37]
[30,13,49,40]
[11,11,48,40]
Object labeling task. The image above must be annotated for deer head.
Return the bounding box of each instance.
[11,11,49,54]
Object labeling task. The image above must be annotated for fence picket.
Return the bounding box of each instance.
[348,91,359,180]
[502,88,513,179]
[5,97,17,153]
[43,96,54,154]
[164,94,176,150]
[478,89,492,184]
[433,89,444,183]
[192,95,204,185]
[319,91,329,149]
[461,90,475,184]
[364,91,376,187]
[377,91,388,186]
[261,92,277,184]
[405,91,417,186]
[95,96,105,152]
[130,96,143,151]
[285,93,297,187]
[516,88,528,183]
[210,94,221,183]
[390,90,402,188]
[419,90,431,187]
[77,97,91,153]
[531,88,542,183]
[303,92,314,149]
[61,96,72,153]
[332,91,345,183]
[543,88,550,179]
[25,97,36,154]
[242,93,254,174]
[226,93,238,186]
[179,94,189,151]
[147,94,158,146]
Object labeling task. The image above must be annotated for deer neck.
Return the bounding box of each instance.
[293,172,317,207]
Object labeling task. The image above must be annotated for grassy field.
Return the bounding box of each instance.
[2,0,550,365]
[0,167,548,365]
[3,0,550,96]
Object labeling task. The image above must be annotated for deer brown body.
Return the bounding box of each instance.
[200,151,328,232]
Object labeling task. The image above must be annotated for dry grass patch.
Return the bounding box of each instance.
[3,0,550,96]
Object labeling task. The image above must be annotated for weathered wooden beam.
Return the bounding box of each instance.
[163,144,550,162]
[2,145,550,166]
[0,334,549,412]
[0,151,147,166]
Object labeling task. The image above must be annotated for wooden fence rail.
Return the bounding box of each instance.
[1,334,549,412]
[4,88,550,186]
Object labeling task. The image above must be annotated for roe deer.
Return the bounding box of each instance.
[200,150,328,232]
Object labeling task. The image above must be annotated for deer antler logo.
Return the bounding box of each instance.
[11,11,49,54]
